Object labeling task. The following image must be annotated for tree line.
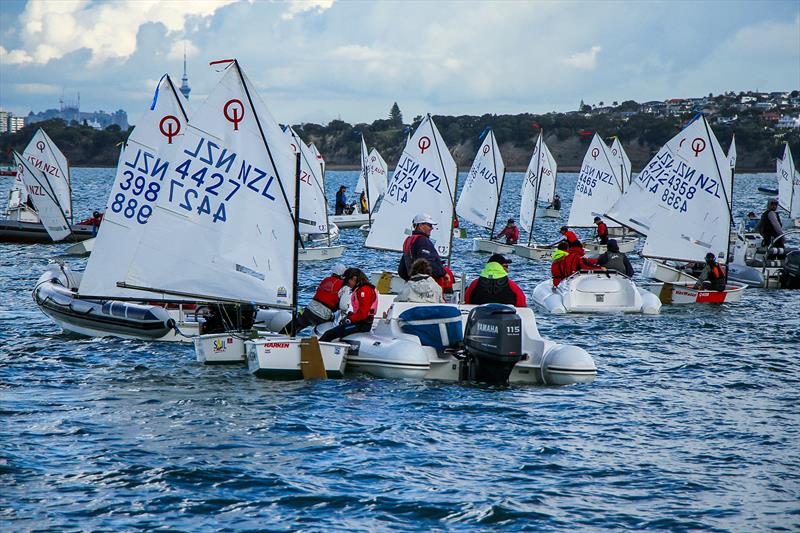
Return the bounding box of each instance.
[2,106,797,171]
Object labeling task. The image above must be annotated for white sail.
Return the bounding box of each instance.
[519,134,542,234]
[122,60,297,306]
[456,129,504,230]
[22,129,72,220]
[10,171,30,207]
[567,134,623,228]
[635,116,733,262]
[727,135,737,170]
[308,143,325,176]
[609,137,632,189]
[13,151,70,240]
[365,114,457,255]
[367,148,388,198]
[777,143,799,218]
[288,127,328,235]
[79,75,189,299]
[538,140,557,204]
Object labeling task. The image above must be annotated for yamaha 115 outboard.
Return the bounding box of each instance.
[463,304,524,384]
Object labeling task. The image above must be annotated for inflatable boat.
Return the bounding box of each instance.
[316,302,597,386]
[532,271,661,314]
[32,264,200,342]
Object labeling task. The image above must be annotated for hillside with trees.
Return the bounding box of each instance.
[2,94,798,171]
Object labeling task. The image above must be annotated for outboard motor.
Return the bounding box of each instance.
[780,250,800,289]
[462,304,524,385]
[200,303,257,334]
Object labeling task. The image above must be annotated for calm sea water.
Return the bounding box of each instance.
[1,169,798,531]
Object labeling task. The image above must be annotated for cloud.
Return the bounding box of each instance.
[3,0,238,65]
[562,46,602,70]
[281,0,335,21]
[11,82,61,94]
[168,39,199,61]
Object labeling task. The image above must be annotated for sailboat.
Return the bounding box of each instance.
[357,144,390,235]
[514,132,560,260]
[567,134,639,254]
[536,138,560,219]
[777,142,800,228]
[32,75,202,341]
[287,127,345,261]
[364,113,459,294]
[607,115,745,304]
[329,136,375,229]
[456,129,510,255]
[1,130,95,243]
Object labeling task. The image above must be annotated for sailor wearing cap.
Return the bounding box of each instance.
[494,218,519,245]
[398,213,448,286]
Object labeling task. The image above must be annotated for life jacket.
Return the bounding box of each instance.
[552,248,594,285]
[436,266,455,292]
[348,283,378,323]
[596,222,608,242]
[757,209,781,239]
[603,252,627,274]
[709,263,725,281]
[498,225,519,244]
[360,193,368,213]
[466,262,518,305]
[562,230,580,247]
[312,275,344,311]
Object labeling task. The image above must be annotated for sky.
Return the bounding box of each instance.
[0,0,798,126]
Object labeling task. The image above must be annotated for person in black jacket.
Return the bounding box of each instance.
[596,239,634,277]
[334,185,348,215]
[398,213,446,282]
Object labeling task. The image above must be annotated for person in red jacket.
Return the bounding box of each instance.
[282,263,346,336]
[551,243,601,287]
[319,268,378,341]
[593,217,609,245]
[494,218,520,245]
[557,226,582,248]
[465,254,527,307]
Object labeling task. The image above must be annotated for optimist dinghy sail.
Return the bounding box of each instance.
[567,134,624,228]
[777,143,800,220]
[22,129,72,222]
[519,132,557,238]
[354,135,388,221]
[13,151,71,241]
[456,129,505,234]
[365,114,458,256]
[727,135,737,171]
[121,60,297,306]
[78,75,189,300]
[608,137,632,190]
[288,127,329,236]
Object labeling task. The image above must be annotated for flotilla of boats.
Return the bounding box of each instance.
[4,59,798,386]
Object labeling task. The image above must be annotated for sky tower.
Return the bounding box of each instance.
[179,47,191,100]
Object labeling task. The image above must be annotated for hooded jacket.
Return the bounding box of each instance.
[395,274,445,303]
[464,262,527,307]
[551,246,599,286]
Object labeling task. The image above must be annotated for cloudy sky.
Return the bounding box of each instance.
[1,0,798,126]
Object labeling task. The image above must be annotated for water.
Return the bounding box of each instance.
[2,169,798,531]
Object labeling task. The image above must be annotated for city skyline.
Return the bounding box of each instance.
[1,0,798,126]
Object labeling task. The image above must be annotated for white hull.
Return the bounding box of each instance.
[245,337,349,379]
[642,281,745,304]
[320,302,596,385]
[642,259,699,284]
[472,238,515,255]
[302,222,340,244]
[532,272,661,314]
[583,236,639,254]
[298,244,345,261]
[65,237,95,257]
[541,208,561,218]
[329,213,370,228]
[512,244,553,261]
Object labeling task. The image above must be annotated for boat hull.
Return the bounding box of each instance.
[512,244,553,260]
[472,238,515,255]
[540,208,561,218]
[583,236,639,254]
[245,338,348,379]
[532,272,661,314]
[329,213,370,228]
[0,220,96,244]
[642,281,746,304]
[298,244,346,261]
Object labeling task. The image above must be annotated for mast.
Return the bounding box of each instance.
[701,116,734,285]
[527,133,543,247]
[487,130,502,239]
[292,152,301,333]
[363,134,373,227]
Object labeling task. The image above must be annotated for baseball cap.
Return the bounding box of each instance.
[488,253,512,265]
[331,263,346,276]
[413,213,436,225]
[507,218,515,224]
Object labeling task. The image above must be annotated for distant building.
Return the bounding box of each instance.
[26,95,128,129]
[777,115,800,129]
[0,110,25,133]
